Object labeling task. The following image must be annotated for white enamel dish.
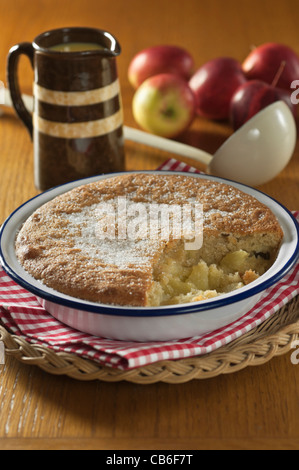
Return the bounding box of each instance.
[1,171,298,341]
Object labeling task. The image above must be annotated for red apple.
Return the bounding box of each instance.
[128,45,195,89]
[242,43,299,90]
[188,57,247,120]
[230,79,296,130]
[132,73,196,138]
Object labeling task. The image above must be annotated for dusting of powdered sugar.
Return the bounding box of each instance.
[57,190,252,268]
[60,200,161,267]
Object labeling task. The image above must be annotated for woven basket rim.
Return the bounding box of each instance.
[1,295,299,384]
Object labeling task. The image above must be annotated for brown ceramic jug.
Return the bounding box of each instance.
[7,27,124,190]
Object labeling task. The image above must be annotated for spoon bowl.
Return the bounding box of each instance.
[209,101,297,186]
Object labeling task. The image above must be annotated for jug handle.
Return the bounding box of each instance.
[7,42,34,138]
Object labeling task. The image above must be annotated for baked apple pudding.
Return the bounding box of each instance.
[15,173,283,307]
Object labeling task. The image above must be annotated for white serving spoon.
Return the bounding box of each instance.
[124,101,297,186]
[1,86,296,186]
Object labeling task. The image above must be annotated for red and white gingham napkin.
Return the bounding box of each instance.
[0,158,299,370]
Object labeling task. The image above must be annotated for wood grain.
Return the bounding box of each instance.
[0,0,299,450]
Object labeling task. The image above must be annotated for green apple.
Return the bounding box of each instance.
[132,73,196,138]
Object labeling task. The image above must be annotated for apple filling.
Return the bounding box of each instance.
[147,243,272,306]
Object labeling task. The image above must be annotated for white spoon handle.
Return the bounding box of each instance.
[123,126,212,166]
[1,86,212,166]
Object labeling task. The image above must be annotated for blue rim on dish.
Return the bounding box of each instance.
[0,170,299,317]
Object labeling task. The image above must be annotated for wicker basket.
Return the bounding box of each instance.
[1,295,299,384]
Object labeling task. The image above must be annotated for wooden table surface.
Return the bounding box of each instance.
[0,0,299,451]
